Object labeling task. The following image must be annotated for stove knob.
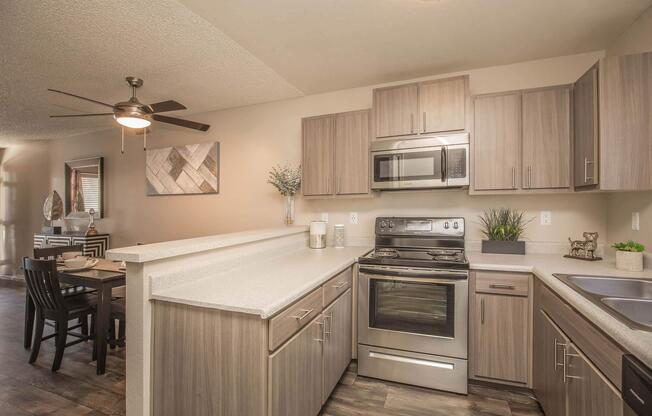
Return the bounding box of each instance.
[444,221,450,229]
[453,222,459,229]
[389,221,394,228]
[380,221,387,229]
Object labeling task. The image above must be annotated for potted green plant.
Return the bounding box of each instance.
[479,208,531,255]
[612,240,645,272]
[268,164,301,225]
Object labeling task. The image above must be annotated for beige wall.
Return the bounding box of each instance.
[43,51,610,250]
[605,6,652,251]
[1,141,50,275]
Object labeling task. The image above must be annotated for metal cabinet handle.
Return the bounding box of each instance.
[512,167,516,189]
[584,158,594,183]
[291,308,314,321]
[527,166,532,188]
[563,348,582,381]
[324,313,332,339]
[423,112,427,133]
[480,298,485,324]
[410,114,414,133]
[554,338,566,371]
[332,281,347,289]
[314,320,324,342]
[489,284,515,290]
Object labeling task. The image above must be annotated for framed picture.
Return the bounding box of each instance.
[146,142,219,195]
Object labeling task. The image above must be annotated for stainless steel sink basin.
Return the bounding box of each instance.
[565,275,652,299]
[555,273,652,331]
[601,298,652,330]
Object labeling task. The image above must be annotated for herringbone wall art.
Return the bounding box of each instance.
[146,142,219,195]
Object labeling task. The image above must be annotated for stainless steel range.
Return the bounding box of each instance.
[357,216,469,394]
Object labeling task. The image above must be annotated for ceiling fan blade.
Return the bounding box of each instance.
[50,113,114,118]
[147,100,187,113]
[47,89,114,108]
[152,114,210,131]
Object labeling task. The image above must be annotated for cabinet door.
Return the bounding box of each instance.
[473,293,528,383]
[373,84,418,138]
[533,309,567,416]
[473,93,521,191]
[302,116,334,196]
[322,289,352,403]
[522,86,571,189]
[334,111,370,195]
[573,65,599,188]
[419,77,467,134]
[599,52,652,190]
[269,318,324,416]
[565,343,623,416]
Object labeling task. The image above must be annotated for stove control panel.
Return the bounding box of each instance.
[376,217,465,237]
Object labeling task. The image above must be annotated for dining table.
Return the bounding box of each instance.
[23,258,126,375]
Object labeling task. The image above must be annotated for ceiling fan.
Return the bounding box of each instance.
[48,76,210,133]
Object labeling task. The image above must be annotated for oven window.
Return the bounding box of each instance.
[373,154,399,182]
[369,279,454,338]
[400,150,443,181]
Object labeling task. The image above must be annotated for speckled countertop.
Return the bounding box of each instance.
[468,252,652,368]
[151,246,372,318]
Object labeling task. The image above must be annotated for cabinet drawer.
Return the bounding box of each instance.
[323,267,352,307]
[269,288,323,351]
[475,271,530,296]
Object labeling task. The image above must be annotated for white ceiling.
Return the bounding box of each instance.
[1,0,650,142]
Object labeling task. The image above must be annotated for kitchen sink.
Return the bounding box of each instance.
[555,273,652,331]
[601,298,652,330]
[565,275,652,299]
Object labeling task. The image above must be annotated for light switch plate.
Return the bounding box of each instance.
[632,212,640,231]
[540,211,552,226]
[350,212,359,225]
[321,212,329,222]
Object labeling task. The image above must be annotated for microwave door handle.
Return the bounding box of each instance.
[441,148,447,182]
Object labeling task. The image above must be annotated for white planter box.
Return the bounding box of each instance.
[615,251,644,272]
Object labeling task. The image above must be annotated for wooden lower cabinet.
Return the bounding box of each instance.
[533,309,568,416]
[322,289,352,403]
[565,343,623,416]
[473,293,529,384]
[269,317,324,416]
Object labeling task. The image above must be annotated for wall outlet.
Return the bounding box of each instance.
[632,212,640,231]
[350,212,359,225]
[540,211,552,226]
[321,212,329,222]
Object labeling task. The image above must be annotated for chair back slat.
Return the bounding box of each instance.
[22,258,66,313]
[33,244,84,260]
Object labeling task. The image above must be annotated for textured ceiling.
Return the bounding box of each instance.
[2,0,651,143]
[179,0,652,93]
[0,0,302,142]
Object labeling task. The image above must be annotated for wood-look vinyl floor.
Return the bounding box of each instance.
[1,280,543,416]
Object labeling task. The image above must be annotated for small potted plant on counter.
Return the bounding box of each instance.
[479,208,531,255]
[613,240,645,272]
[268,164,301,225]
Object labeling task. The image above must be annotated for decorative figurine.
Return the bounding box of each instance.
[565,232,602,261]
[85,208,98,237]
[42,190,63,234]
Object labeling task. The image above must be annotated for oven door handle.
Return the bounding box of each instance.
[359,265,468,281]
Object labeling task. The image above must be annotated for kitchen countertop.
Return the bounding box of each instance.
[467,252,652,368]
[151,246,372,318]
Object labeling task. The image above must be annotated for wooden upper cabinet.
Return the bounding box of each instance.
[599,52,652,190]
[473,293,529,384]
[533,309,568,416]
[373,84,418,138]
[334,110,370,195]
[522,86,571,189]
[565,343,623,416]
[419,76,467,134]
[302,116,334,196]
[573,65,599,188]
[473,92,521,191]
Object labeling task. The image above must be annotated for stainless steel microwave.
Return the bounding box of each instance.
[371,133,470,190]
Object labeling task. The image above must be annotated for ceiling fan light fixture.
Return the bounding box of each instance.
[115,115,151,129]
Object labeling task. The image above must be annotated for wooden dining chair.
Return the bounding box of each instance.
[109,298,126,349]
[22,257,97,371]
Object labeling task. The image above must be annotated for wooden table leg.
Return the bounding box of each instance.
[24,291,35,349]
[95,285,112,375]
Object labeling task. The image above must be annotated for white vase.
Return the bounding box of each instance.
[284,195,295,225]
[615,251,643,272]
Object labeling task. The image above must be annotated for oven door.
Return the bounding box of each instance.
[371,146,445,190]
[358,265,468,359]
